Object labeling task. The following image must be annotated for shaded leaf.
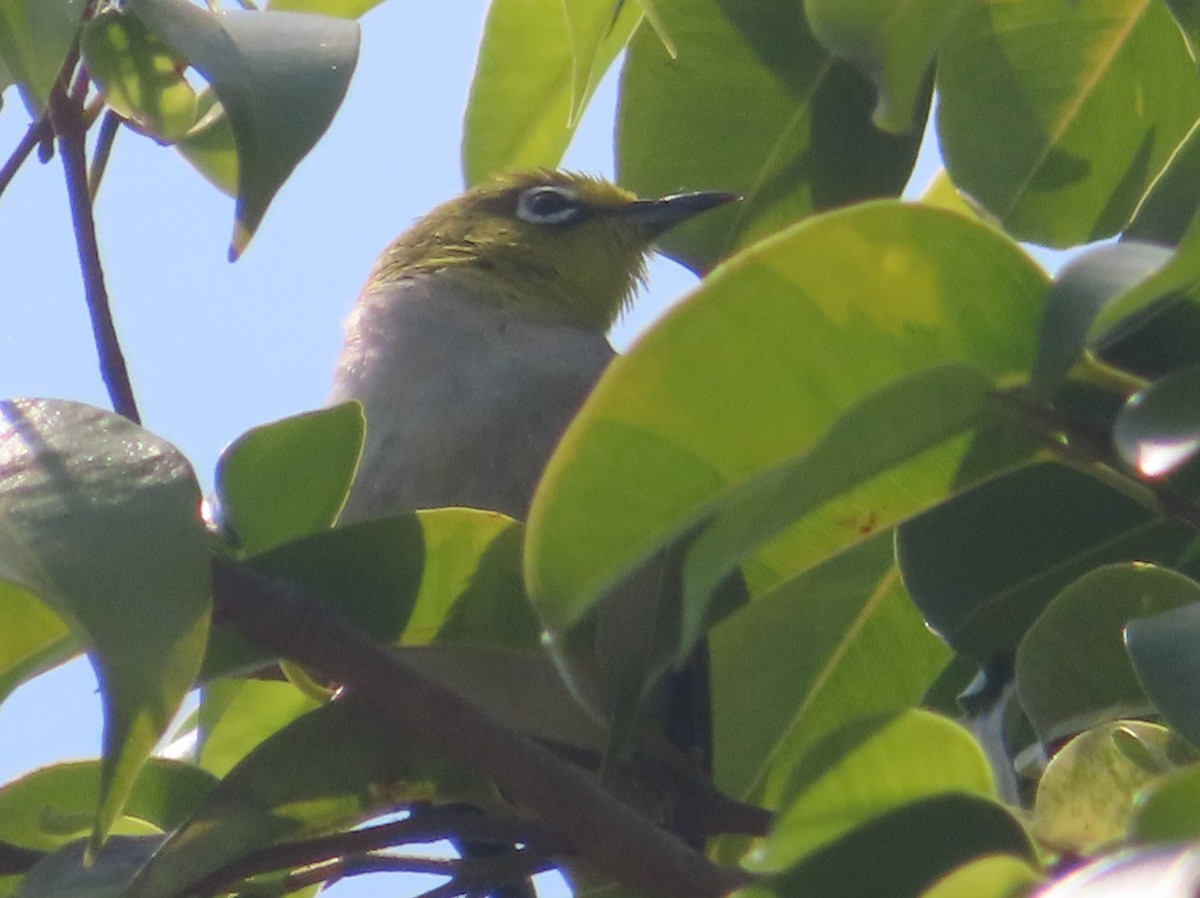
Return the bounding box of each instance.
[0,760,217,852]
[746,710,993,873]
[213,402,364,556]
[1030,242,1173,399]
[805,0,966,134]
[0,0,84,108]
[1132,762,1200,843]
[897,461,1192,661]
[1126,601,1200,745]
[0,400,210,852]
[13,835,162,898]
[125,697,489,898]
[936,0,1200,248]
[1115,365,1200,477]
[617,0,924,272]
[81,8,196,142]
[742,794,1032,898]
[126,0,359,257]
[1015,564,1200,743]
[710,530,951,801]
[175,87,238,196]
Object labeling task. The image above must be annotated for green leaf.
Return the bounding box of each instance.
[897,461,1193,661]
[0,400,211,853]
[919,854,1044,898]
[126,0,359,258]
[746,710,993,872]
[125,698,490,898]
[1126,601,1200,744]
[936,0,1200,248]
[1132,762,1200,843]
[0,583,75,706]
[804,0,967,134]
[526,202,1046,638]
[213,403,364,556]
[710,530,951,801]
[1115,365,1200,477]
[0,0,84,108]
[1016,564,1200,744]
[742,794,1032,898]
[1032,721,1189,852]
[175,87,238,197]
[1030,242,1174,399]
[0,760,217,852]
[463,0,639,184]
[616,0,925,272]
[197,679,320,777]
[266,0,384,18]
[1125,119,1200,245]
[80,8,197,143]
[679,362,993,657]
[14,835,162,898]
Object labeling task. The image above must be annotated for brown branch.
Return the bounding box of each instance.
[47,78,141,424]
[211,557,749,898]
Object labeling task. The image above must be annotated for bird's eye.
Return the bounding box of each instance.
[516,186,585,225]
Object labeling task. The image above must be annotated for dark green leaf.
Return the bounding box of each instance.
[13,836,162,898]
[936,0,1200,247]
[126,0,359,257]
[617,0,923,272]
[0,0,84,108]
[1131,762,1200,843]
[213,403,364,556]
[897,462,1191,661]
[0,400,210,852]
[1030,242,1173,399]
[804,0,966,134]
[1115,365,1200,477]
[1126,601,1200,744]
[742,794,1032,898]
[1016,564,1200,743]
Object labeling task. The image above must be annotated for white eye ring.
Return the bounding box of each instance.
[515,186,585,225]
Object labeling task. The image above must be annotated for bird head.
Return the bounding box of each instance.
[367,170,739,332]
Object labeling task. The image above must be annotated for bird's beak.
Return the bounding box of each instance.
[621,190,741,236]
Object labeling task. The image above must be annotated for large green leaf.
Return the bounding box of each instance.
[196,679,320,778]
[126,0,359,258]
[0,400,210,853]
[747,710,993,873]
[897,461,1194,661]
[1132,762,1200,843]
[13,836,162,898]
[124,698,490,898]
[0,0,83,108]
[1126,601,1200,744]
[463,0,640,184]
[1015,564,1200,743]
[804,0,967,134]
[0,583,75,707]
[616,0,924,272]
[710,530,951,801]
[936,0,1200,248]
[919,855,1044,898]
[526,201,1046,638]
[213,403,364,557]
[0,760,216,852]
[741,794,1032,898]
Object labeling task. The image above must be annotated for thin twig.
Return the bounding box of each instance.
[211,558,749,898]
[0,115,52,199]
[47,79,142,424]
[88,109,121,198]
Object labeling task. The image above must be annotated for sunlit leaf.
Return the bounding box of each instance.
[0,0,84,108]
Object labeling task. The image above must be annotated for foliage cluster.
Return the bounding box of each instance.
[5,1,1200,897]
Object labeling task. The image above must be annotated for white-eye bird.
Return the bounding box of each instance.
[329,171,737,892]
[331,169,737,526]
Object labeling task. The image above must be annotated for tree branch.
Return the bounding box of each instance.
[210,557,749,898]
[47,77,141,424]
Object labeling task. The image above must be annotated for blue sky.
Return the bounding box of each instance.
[0,2,944,894]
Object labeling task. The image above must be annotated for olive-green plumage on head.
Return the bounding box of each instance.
[367,169,737,333]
